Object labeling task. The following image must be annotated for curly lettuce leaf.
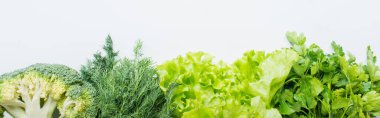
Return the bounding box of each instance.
[246,49,299,107]
[158,49,298,118]
[158,52,236,117]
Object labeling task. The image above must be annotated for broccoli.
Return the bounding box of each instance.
[0,63,96,118]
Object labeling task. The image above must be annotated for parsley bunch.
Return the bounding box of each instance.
[273,32,380,118]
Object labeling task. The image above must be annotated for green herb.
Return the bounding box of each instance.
[273,32,380,118]
[80,36,165,118]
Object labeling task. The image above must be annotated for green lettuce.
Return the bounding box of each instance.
[158,49,298,118]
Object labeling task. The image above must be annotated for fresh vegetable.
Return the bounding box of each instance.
[158,52,235,117]
[157,49,299,117]
[0,63,96,118]
[80,36,165,118]
[1,32,380,118]
[272,32,380,118]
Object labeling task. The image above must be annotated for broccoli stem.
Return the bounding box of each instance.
[3,106,26,118]
[0,100,25,107]
[43,96,58,117]
[1,80,58,118]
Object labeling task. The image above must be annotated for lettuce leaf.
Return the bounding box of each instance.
[158,49,298,118]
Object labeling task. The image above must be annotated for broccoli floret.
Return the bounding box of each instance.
[0,63,96,118]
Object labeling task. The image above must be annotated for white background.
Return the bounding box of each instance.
[1,0,380,74]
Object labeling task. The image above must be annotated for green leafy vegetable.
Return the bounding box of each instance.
[273,31,380,118]
[158,49,298,118]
